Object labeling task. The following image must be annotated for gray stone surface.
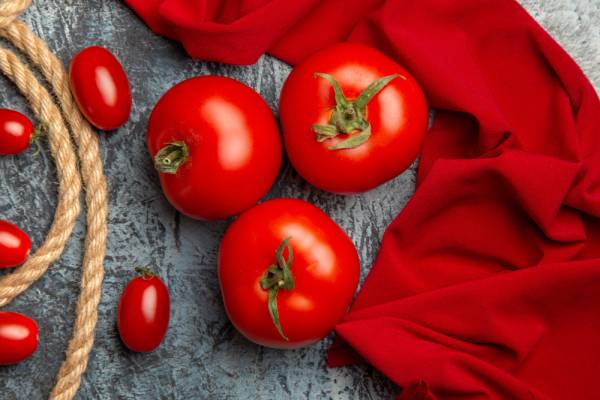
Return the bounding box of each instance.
[0,1,598,399]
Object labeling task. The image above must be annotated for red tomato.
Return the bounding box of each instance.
[147,76,282,220]
[218,199,360,349]
[117,267,170,352]
[0,220,31,269]
[69,46,132,130]
[0,311,38,365]
[0,109,35,155]
[280,43,428,194]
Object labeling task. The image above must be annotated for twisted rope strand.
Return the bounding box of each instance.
[0,47,81,306]
[1,19,109,400]
[0,2,109,400]
[4,22,110,400]
[0,0,28,26]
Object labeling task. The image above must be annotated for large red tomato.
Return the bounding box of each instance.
[280,43,428,194]
[147,76,282,220]
[218,199,360,348]
[0,311,38,365]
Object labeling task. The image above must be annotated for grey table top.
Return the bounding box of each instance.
[1,1,598,399]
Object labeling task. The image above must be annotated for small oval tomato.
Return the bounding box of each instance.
[69,46,132,130]
[280,43,429,194]
[0,220,31,269]
[218,198,360,349]
[147,76,282,220]
[0,311,38,365]
[117,267,170,352]
[0,109,35,155]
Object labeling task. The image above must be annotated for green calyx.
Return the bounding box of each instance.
[29,123,47,144]
[135,266,157,280]
[312,72,405,150]
[154,141,189,174]
[260,237,294,341]
[30,123,48,156]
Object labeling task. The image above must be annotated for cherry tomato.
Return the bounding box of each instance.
[147,76,282,220]
[0,311,38,365]
[0,220,31,269]
[0,109,35,155]
[117,267,170,352]
[280,43,429,193]
[218,199,360,349]
[69,46,132,130]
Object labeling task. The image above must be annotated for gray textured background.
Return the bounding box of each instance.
[0,1,598,399]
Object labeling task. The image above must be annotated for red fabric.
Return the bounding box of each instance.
[124,0,600,398]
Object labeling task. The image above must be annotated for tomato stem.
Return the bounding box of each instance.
[154,141,189,174]
[29,123,47,144]
[30,123,47,156]
[260,237,294,341]
[313,72,405,150]
[135,266,157,280]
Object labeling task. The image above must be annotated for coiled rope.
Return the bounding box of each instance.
[0,1,108,399]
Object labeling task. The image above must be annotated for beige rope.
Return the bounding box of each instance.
[0,1,108,400]
[0,45,81,305]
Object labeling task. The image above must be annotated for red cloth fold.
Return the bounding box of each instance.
[124,0,600,398]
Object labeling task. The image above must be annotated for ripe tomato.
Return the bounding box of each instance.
[147,76,282,220]
[69,46,132,130]
[280,43,428,193]
[0,220,31,269]
[0,311,38,365]
[0,109,35,155]
[218,199,360,348]
[117,267,170,352]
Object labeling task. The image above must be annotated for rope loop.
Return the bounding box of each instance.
[0,1,108,399]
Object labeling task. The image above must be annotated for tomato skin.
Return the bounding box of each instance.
[147,76,282,220]
[0,109,34,155]
[69,46,132,130]
[117,274,171,353]
[117,272,170,352]
[218,199,360,349]
[0,312,38,365]
[0,220,31,269]
[280,43,428,194]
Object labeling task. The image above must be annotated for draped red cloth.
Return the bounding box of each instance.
[124,0,600,398]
